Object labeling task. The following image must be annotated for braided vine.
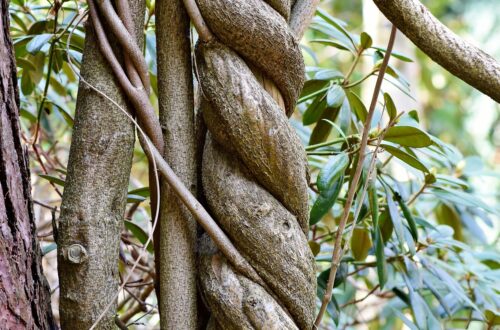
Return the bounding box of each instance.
[195,0,316,328]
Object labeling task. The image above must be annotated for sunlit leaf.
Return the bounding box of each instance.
[383,92,397,121]
[383,126,432,148]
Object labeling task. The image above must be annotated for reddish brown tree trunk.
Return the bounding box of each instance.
[0,1,55,328]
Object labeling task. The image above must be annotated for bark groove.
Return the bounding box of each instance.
[0,0,55,328]
[195,1,316,328]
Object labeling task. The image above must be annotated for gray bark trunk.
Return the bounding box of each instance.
[0,1,55,328]
[156,0,198,328]
[56,1,144,328]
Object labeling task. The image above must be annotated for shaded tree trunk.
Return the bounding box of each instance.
[56,1,144,328]
[156,0,198,328]
[0,1,55,328]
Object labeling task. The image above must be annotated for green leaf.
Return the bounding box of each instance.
[300,79,329,99]
[39,174,65,187]
[128,187,150,198]
[368,181,379,227]
[127,194,147,203]
[383,126,432,148]
[359,32,372,49]
[351,227,372,261]
[383,93,397,121]
[379,210,393,243]
[386,190,405,251]
[326,84,345,108]
[309,106,340,145]
[310,175,344,225]
[373,227,387,289]
[124,220,154,253]
[381,143,429,173]
[346,91,367,122]
[26,33,53,54]
[435,203,463,241]
[42,243,57,256]
[20,109,37,123]
[310,38,350,51]
[316,8,357,50]
[303,96,327,125]
[315,69,344,81]
[317,153,349,191]
[373,46,414,62]
[396,194,419,242]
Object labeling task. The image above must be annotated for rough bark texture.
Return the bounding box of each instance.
[195,0,316,328]
[197,0,305,115]
[156,0,198,328]
[374,0,500,104]
[289,0,320,39]
[57,1,144,328]
[0,2,55,328]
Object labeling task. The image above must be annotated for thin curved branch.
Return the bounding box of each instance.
[290,0,320,39]
[181,0,214,42]
[95,0,151,92]
[88,0,163,152]
[374,0,500,104]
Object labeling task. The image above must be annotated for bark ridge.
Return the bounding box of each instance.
[195,0,316,328]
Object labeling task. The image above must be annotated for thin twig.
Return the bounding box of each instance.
[314,25,398,328]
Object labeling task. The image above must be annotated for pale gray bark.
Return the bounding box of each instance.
[374,0,500,103]
[156,0,198,328]
[57,1,144,328]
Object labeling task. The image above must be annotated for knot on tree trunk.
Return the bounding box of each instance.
[194,0,316,328]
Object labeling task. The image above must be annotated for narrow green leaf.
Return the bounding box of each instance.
[42,243,57,256]
[351,227,372,261]
[315,69,344,81]
[381,143,429,173]
[383,93,397,121]
[368,181,379,227]
[317,153,349,191]
[128,187,150,198]
[310,38,349,51]
[303,96,327,125]
[124,220,154,253]
[360,32,373,49]
[309,106,340,145]
[39,174,65,187]
[386,190,405,250]
[384,126,432,148]
[300,79,329,99]
[127,194,147,203]
[435,203,463,241]
[316,8,357,50]
[326,84,345,108]
[346,91,367,122]
[310,175,344,225]
[374,227,387,289]
[396,194,419,242]
[26,33,53,54]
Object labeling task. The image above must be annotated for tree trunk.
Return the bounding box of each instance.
[156,0,198,328]
[56,1,144,328]
[0,1,55,328]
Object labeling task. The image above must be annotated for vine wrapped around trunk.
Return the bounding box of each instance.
[195,0,316,328]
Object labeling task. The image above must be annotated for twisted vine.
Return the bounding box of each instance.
[194,0,316,328]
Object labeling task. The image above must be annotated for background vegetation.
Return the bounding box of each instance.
[9,0,499,328]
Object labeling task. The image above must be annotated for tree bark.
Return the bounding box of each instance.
[156,0,198,328]
[57,1,144,328]
[374,0,500,104]
[0,1,55,328]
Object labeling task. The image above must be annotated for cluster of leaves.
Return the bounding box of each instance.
[299,9,499,329]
